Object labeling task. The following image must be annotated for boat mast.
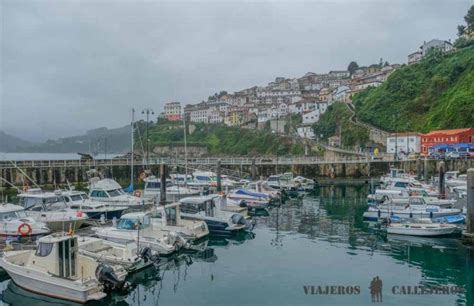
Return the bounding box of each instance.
[183,111,188,186]
[131,108,135,191]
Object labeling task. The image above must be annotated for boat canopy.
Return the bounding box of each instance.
[235,189,268,198]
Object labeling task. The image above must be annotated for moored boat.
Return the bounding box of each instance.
[0,234,128,303]
[0,203,50,238]
[383,218,459,237]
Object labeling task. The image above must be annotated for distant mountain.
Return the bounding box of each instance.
[18,125,132,153]
[0,131,32,152]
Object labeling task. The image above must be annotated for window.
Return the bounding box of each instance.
[108,189,122,197]
[117,218,140,230]
[165,207,178,226]
[91,190,108,198]
[70,195,83,201]
[35,242,53,257]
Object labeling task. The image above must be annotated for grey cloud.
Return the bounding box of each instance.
[0,0,470,141]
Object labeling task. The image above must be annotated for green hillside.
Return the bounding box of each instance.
[312,102,369,147]
[352,46,474,132]
[146,119,303,156]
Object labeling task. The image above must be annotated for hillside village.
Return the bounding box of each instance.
[159,38,456,143]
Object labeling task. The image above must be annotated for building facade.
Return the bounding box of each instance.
[421,128,474,155]
[163,102,182,121]
[386,133,422,155]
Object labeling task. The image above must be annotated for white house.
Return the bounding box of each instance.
[208,110,224,124]
[332,85,351,102]
[297,126,315,139]
[302,110,320,125]
[386,133,422,155]
[190,107,210,123]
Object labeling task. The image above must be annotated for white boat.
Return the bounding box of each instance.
[385,219,459,237]
[0,203,50,238]
[150,202,210,241]
[17,189,88,232]
[385,196,456,208]
[363,204,461,221]
[77,236,159,272]
[143,176,201,202]
[293,176,316,191]
[93,211,184,255]
[62,190,126,220]
[88,177,151,208]
[266,173,298,190]
[0,234,128,303]
[179,196,252,237]
[227,190,270,209]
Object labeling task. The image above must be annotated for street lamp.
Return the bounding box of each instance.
[142,108,155,166]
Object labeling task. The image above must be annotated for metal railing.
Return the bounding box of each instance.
[0,155,399,169]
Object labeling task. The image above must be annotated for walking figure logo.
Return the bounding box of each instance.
[369,276,383,303]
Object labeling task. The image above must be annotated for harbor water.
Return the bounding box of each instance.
[0,185,471,306]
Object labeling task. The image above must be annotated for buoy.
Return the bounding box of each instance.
[18,223,32,236]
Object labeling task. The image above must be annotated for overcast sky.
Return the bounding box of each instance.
[1,0,470,142]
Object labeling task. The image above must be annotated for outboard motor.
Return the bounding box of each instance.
[95,264,128,292]
[239,200,248,208]
[139,247,160,264]
[231,214,246,225]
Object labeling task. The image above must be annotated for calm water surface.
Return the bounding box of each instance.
[0,186,472,306]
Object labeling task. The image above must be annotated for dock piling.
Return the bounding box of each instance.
[216,159,222,192]
[463,169,474,242]
[160,163,167,205]
[439,161,446,198]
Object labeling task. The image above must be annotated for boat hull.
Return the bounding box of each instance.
[0,261,105,303]
[363,210,460,222]
[386,226,458,237]
[182,216,244,237]
[85,209,125,220]
[44,219,87,232]
[95,233,177,255]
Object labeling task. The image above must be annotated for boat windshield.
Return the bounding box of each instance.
[165,206,178,226]
[146,182,160,189]
[19,196,64,210]
[15,210,28,218]
[108,189,123,197]
[0,211,20,221]
[70,194,84,201]
[117,218,141,230]
[35,242,54,257]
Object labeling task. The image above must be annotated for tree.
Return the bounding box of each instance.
[384,61,390,67]
[465,5,474,27]
[457,24,466,36]
[347,61,359,75]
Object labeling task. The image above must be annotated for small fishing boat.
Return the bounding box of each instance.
[363,204,461,221]
[17,189,88,232]
[383,218,459,237]
[62,190,126,220]
[143,176,201,202]
[88,177,151,208]
[77,236,159,272]
[0,203,50,238]
[0,234,128,303]
[227,189,270,209]
[179,196,253,237]
[93,211,184,255]
[150,202,210,241]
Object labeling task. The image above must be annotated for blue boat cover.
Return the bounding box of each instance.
[235,189,268,198]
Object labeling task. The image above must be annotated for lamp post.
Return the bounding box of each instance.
[142,108,154,167]
[393,114,398,160]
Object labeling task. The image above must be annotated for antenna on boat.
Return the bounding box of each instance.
[0,177,21,193]
[131,108,135,192]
